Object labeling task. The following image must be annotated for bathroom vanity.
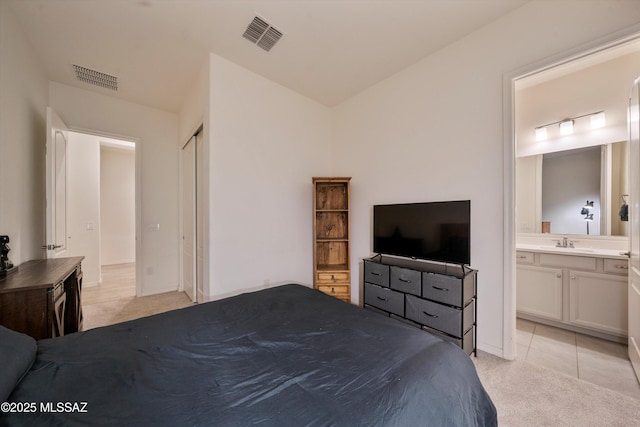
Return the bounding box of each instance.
[516,242,628,342]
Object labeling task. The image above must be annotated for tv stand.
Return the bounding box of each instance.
[363,255,477,356]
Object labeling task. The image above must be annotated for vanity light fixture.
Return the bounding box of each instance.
[533,111,605,141]
[559,119,574,135]
[535,126,548,141]
[590,111,606,129]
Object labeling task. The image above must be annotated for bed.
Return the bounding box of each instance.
[1,284,496,426]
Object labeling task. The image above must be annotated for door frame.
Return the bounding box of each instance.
[180,135,197,302]
[502,26,640,360]
[179,124,203,303]
[629,78,640,379]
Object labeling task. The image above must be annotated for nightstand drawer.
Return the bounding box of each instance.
[317,272,350,283]
[364,283,403,316]
[406,295,474,338]
[364,261,390,287]
[317,284,349,299]
[390,266,421,296]
[52,282,65,300]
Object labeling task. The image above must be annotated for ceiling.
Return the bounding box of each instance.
[6,0,530,112]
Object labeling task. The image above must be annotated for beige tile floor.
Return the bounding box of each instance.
[517,317,640,399]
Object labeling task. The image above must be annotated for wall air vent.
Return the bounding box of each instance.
[73,64,118,91]
[242,15,284,52]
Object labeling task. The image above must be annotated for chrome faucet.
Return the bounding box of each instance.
[555,236,574,248]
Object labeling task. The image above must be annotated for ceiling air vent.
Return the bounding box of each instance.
[73,64,118,91]
[242,15,284,52]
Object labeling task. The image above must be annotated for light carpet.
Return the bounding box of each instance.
[473,351,640,426]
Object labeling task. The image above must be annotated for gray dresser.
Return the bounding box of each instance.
[363,256,477,356]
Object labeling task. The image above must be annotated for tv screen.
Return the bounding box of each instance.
[373,200,470,265]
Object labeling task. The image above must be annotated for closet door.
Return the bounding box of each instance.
[181,136,196,302]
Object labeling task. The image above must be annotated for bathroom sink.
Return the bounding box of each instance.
[516,243,627,257]
[537,245,594,253]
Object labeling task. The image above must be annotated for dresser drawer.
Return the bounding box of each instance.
[364,261,390,287]
[603,258,629,275]
[423,325,474,355]
[422,272,474,307]
[317,271,350,283]
[406,295,474,338]
[390,266,421,296]
[364,283,403,316]
[317,284,350,299]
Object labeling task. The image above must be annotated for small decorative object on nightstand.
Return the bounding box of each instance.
[312,177,351,303]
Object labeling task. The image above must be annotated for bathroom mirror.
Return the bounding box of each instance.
[516,141,628,236]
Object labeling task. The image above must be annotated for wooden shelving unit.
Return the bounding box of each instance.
[312,177,351,302]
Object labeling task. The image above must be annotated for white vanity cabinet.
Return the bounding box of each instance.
[516,265,563,320]
[516,249,628,341]
[569,270,627,336]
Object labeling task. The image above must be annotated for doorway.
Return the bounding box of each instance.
[505,33,640,396]
[65,131,137,296]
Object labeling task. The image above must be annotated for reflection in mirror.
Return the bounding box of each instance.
[516,141,628,236]
[542,146,601,235]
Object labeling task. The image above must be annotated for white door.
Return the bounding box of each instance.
[181,136,196,302]
[44,107,69,258]
[629,77,640,380]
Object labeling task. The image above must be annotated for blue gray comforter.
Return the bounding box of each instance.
[4,284,496,426]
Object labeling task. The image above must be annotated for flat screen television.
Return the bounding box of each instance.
[373,200,470,265]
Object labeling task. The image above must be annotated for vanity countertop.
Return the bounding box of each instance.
[516,243,629,259]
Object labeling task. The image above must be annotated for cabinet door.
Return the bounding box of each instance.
[516,265,563,321]
[569,271,627,336]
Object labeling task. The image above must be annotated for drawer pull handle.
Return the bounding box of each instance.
[423,311,438,318]
[376,296,387,302]
[399,277,411,283]
[432,286,449,292]
[331,287,335,293]
[331,275,335,281]
[371,272,380,276]
[517,255,527,259]
[615,265,628,269]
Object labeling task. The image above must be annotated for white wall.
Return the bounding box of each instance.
[101,146,136,266]
[66,132,101,284]
[331,0,640,356]
[49,82,180,296]
[207,53,333,299]
[0,2,49,265]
